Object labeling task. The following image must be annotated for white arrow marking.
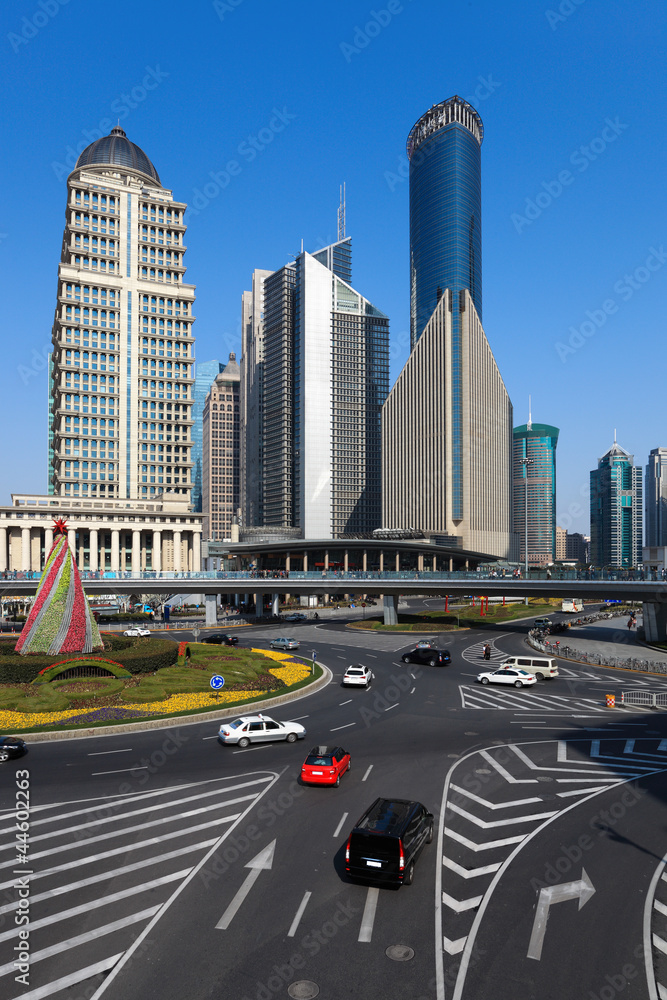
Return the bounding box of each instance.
[449,783,542,809]
[443,856,502,879]
[443,935,467,955]
[442,890,483,913]
[527,868,595,960]
[216,840,276,930]
[446,828,526,852]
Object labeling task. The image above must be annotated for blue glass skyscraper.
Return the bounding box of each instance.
[192,359,224,512]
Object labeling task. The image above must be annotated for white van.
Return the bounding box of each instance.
[501,655,559,680]
[562,599,583,613]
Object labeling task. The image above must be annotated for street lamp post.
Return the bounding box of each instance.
[520,457,533,602]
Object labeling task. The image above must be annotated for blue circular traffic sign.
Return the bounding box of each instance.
[210,674,225,690]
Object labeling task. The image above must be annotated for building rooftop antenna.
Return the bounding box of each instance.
[338,182,346,242]
[527,394,532,431]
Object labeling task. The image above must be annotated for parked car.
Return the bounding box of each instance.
[269,637,300,650]
[476,667,536,688]
[283,613,308,622]
[0,736,27,762]
[401,647,451,667]
[500,655,559,680]
[123,627,151,637]
[301,745,351,786]
[218,714,306,748]
[202,633,238,646]
[342,664,373,687]
[345,798,434,886]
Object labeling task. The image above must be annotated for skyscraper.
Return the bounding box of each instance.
[512,421,559,567]
[202,356,240,540]
[49,126,196,502]
[383,97,514,559]
[192,360,225,512]
[645,447,667,546]
[590,441,643,568]
[240,269,272,528]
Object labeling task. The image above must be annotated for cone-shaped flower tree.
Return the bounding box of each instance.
[15,519,103,655]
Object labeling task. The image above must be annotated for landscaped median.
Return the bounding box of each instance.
[0,637,319,734]
[348,600,559,632]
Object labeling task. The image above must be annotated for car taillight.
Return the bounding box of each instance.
[345,835,351,864]
[398,840,405,871]
[329,769,335,774]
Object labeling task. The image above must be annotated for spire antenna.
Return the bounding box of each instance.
[527,394,532,431]
[338,182,346,242]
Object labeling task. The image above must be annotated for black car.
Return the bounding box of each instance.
[202,633,239,646]
[401,647,451,667]
[0,737,27,762]
[345,797,434,886]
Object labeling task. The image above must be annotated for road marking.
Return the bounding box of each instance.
[654,933,667,956]
[449,784,541,810]
[358,887,379,942]
[216,841,276,930]
[367,654,377,658]
[527,869,595,961]
[446,828,525,852]
[5,954,124,1000]
[479,750,538,784]
[442,890,483,913]
[339,699,353,706]
[447,802,556,828]
[362,765,373,782]
[443,935,468,955]
[442,857,502,879]
[87,749,133,756]
[202,735,219,740]
[288,891,312,937]
[289,715,309,721]
[384,703,399,712]
[410,687,416,694]
[331,723,356,731]
[333,813,349,838]
[91,767,147,776]
[337,655,346,659]
[654,899,667,918]
[232,746,273,753]
[557,787,609,798]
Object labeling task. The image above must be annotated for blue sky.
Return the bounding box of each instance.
[1,0,665,536]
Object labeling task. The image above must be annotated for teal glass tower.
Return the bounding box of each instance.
[512,422,559,566]
[590,441,643,568]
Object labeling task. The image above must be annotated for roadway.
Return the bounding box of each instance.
[2,610,667,1000]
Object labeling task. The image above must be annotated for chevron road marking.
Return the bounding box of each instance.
[442,857,502,879]
[557,786,611,798]
[443,935,467,955]
[509,744,646,776]
[478,749,539,783]
[445,828,526,852]
[447,802,556,828]
[442,891,483,913]
[449,784,542,810]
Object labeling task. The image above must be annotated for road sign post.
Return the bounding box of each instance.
[210,673,225,701]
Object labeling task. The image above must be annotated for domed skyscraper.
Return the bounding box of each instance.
[48,127,196,526]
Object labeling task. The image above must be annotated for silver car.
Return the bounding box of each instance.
[270,637,300,650]
[218,714,306,748]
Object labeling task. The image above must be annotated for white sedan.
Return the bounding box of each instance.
[342,664,373,687]
[218,714,306,748]
[123,627,151,637]
[476,667,536,688]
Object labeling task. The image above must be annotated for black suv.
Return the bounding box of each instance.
[202,633,238,646]
[345,798,434,886]
[401,647,451,667]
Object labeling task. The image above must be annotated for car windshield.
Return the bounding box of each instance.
[226,719,247,730]
[347,668,363,674]
[306,754,333,766]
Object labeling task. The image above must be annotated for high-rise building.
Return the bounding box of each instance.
[240,269,272,528]
[555,525,567,561]
[590,441,643,568]
[382,98,514,559]
[512,422,559,567]
[566,532,590,564]
[192,360,225,512]
[645,447,667,546]
[49,126,196,501]
[202,354,240,540]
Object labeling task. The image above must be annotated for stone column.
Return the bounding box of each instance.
[111,529,120,572]
[44,527,53,564]
[418,553,424,572]
[89,529,99,573]
[192,532,202,571]
[67,529,76,559]
[272,593,279,615]
[153,530,162,573]
[285,554,291,572]
[363,550,367,571]
[383,594,399,625]
[379,551,384,573]
[0,527,7,572]
[205,592,217,626]
[132,530,141,575]
[395,552,400,572]
[344,550,349,571]
[21,528,31,572]
[255,594,265,617]
[643,602,667,642]
[324,550,329,570]
[303,552,308,572]
[173,530,182,572]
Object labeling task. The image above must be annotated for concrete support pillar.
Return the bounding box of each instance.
[192,533,202,572]
[132,530,141,575]
[303,552,308,572]
[205,593,217,626]
[153,530,162,573]
[21,528,31,572]
[324,550,329,571]
[643,602,667,642]
[344,550,348,571]
[418,553,424,572]
[89,529,99,572]
[383,593,399,625]
[0,527,7,572]
[449,558,453,572]
[395,552,400,572]
[379,551,384,573]
[111,530,120,572]
[255,594,265,617]
[363,550,367,571]
[433,555,437,571]
[173,531,182,573]
[272,593,280,616]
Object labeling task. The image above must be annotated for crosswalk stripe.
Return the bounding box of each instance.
[7,954,123,1000]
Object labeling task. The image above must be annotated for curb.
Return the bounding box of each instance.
[21,662,332,745]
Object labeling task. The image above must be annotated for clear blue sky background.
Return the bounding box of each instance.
[1,0,665,536]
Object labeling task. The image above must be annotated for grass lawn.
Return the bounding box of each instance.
[350,601,558,632]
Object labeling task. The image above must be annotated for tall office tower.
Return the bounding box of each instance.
[240,269,272,527]
[383,98,513,559]
[645,447,667,545]
[262,263,297,526]
[566,532,590,563]
[192,360,224,512]
[555,525,567,561]
[202,354,240,540]
[49,126,196,501]
[590,441,643,568]
[512,422,559,567]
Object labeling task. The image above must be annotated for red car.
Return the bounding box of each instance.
[301,745,351,786]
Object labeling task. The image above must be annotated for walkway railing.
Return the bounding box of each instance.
[528,634,667,676]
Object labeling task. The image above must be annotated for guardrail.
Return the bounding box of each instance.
[621,691,667,708]
[527,634,667,676]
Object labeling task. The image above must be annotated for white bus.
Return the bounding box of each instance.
[561,598,583,613]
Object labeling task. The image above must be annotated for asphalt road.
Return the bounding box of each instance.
[2,612,667,1000]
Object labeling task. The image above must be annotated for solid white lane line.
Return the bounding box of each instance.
[410,687,416,694]
[339,699,353,706]
[384,703,399,712]
[5,954,124,1000]
[557,787,609,798]
[367,654,378,658]
[289,715,309,721]
[0,907,160,977]
[288,891,312,937]
[0,870,190,942]
[362,765,373,782]
[333,813,349,838]
[358,887,379,942]
[232,746,273,753]
[92,767,148,776]
[202,735,220,740]
[87,749,133,756]
[331,723,356,731]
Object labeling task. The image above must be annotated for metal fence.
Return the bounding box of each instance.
[621,691,667,708]
[528,635,667,676]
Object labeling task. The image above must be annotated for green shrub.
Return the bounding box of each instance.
[95,612,153,622]
[33,659,132,684]
[0,636,176,683]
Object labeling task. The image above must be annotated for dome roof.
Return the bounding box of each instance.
[75,126,160,184]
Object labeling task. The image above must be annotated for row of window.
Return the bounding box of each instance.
[64,284,118,303]
[140,203,181,225]
[63,351,116,371]
[63,395,115,414]
[140,295,190,315]
[73,192,117,212]
[72,212,118,234]
[72,256,117,273]
[140,361,190,378]
[140,381,190,399]
[140,337,189,357]
[61,442,115,457]
[141,320,191,339]
[63,374,116,392]
[62,461,114,479]
[61,329,117,347]
[139,226,181,245]
[140,249,181,266]
[62,417,115,434]
[64,307,116,328]
[73,236,116,256]
[139,267,180,283]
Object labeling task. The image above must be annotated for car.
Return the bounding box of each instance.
[401,647,451,667]
[476,667,537,688]
[0,736,26,762]
[123,627,151,637]
[343,664,373,687]
[345,797,434,886]
[533,618,552,628]
[500,655,559,680]
[283,613,308,622]
[269,637,300,650]
[202,633,239,645]
[415,639,436,648]
[301,745,351,786]
[218,714,306,748]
